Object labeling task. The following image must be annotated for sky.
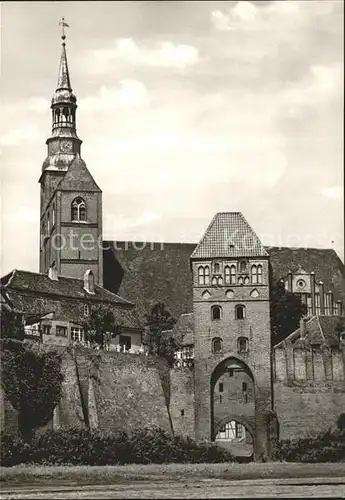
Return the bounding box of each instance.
[0,0,344,276]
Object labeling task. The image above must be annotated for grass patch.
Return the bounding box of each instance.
[1,462,345,486]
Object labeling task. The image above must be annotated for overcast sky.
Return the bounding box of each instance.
[1,1,344,276]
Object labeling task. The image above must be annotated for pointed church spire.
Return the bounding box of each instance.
[42,18,82,173]
[57,40,71,91]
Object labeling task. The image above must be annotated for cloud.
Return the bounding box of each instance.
[83,38,200,74]
[211,1,333,32]
[0,124,41,148]
[80,80,149,111]
[320,186,343,200]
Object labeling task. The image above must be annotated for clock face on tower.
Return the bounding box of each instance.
[60,140,73,153]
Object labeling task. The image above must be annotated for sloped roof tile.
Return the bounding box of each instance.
[191,213,268,259]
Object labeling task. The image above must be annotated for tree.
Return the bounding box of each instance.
[82,306,122,349]
[270,280,307,345]
[144,302,179,367]
[0,306,24,341]
[0,339,63,442]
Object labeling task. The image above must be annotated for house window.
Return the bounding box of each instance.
[235,304,246,319]
[83,304,89,316]
[119,335,132,351]
[71,327,84,342]
[257,265,263,284]
[198,266,210,285]
[242,382,247,392]
[56,325,67,337]
[212,337,223,354]
[251,265,258,284]
[42,325,51,335]
[211,305,221,320]
[235,422,244,439]
[71,197,87,222]
[219,382,224,393]
[238,337,249,353]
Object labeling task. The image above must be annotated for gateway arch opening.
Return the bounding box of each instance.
[211,357,255,459]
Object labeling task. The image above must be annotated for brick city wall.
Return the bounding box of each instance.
[274,381,345,440]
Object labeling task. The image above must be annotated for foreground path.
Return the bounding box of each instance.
[1,478,345,499]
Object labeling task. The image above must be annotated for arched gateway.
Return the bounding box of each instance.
[211,357,255,459]
[190,213,278,461]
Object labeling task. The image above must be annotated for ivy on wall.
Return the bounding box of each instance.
[0,339,64,442]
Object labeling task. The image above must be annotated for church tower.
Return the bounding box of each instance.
[39,26,103,285]
[190,213,276,460]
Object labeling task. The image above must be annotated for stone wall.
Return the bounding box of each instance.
[169,366,195,439]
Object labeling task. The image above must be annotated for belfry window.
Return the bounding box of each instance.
[211,305,222,320]
[235,304,246,320]
[212,337,223,354]
[71,197,87,222]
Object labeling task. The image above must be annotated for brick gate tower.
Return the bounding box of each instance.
[39,26,103,285]
[190,212,276,460]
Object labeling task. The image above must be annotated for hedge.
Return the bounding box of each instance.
[276,428,345,463]
[0,426,235,466]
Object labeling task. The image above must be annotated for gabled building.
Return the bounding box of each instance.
[0,268,142,351]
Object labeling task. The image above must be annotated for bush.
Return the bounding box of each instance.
[0,426,235,466]
[276,428,345,463]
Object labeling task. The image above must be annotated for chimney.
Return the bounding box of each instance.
[327,291,334,315]
[319,281,325,315]
[84,269,95,295]
[48,263,58,281]
[300,317,306,340]
[287,271,293,292]
[310,272,316,316]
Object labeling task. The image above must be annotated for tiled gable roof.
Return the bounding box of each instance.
[191,213,268,259]
[57,156,101,192]
[1,269,141,330]
[1,269,132,306]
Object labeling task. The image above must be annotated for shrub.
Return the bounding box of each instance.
[276,428,345,463]
[0,426,235,466]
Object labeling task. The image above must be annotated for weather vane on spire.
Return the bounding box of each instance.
[59,17,70,42]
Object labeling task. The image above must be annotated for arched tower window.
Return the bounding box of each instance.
[212,337,223,354]
[257,265,263,284]
[214,263,220,273]
[71,197,87,222]
[211,305,222,320]
[239,260,247,273]
[63,107,69,123]
[251,265,258,284]
[235,304,246,320]
[230,265,236,284]
[238,337,249,353]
